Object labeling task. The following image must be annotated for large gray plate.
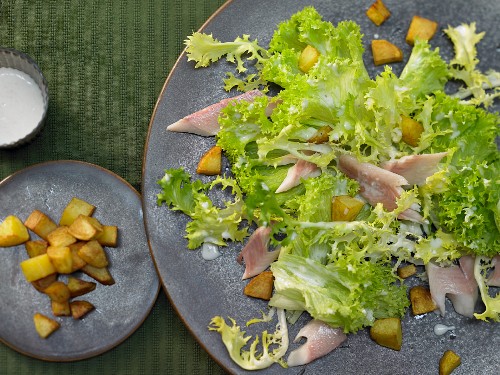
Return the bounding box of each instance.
[142,1,500,374]
[0,160,159,361]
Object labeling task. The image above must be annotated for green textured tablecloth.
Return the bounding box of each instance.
[0,1,227,374]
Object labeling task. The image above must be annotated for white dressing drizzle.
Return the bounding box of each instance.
[433,323,455,336]
[201,242,221,261]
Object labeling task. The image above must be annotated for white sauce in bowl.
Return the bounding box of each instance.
[0,67,45,145]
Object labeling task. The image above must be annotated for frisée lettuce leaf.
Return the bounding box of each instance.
[157,169,248,249]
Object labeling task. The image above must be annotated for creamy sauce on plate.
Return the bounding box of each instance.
[0,67,45,145]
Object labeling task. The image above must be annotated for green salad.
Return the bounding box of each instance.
[157,6,499,370]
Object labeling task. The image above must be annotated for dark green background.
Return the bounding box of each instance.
[0,1,226,374]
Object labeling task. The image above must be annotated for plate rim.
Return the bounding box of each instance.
[141,0,235,372]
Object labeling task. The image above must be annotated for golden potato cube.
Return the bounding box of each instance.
[31,273,58,293]
[78,240,108,268]
[366,0,391,26]
[370,317,402,351]
[307,125,331,144]
[244,271,274,300]
[410,285,437,315]
[400,115,424,147]
[68,214,103,241]
[95,225,118,247]
[47,226,77,247]
[24,210,58,240]
[397,264,417,279]
[81,264,115,285]
[298,45,320,73]
[46,246,73,274]
[51,300,71,317]
[20,254,57,282]
[69,242,87,272]
[0,215,30,247]
[67,276,97,298]
[70,300,95,319]
[439,350,461,375]
[196,146,222,175]
[44,281,71,303]
[332,195,364,221]
[59,197,96,226]
[33,313,60,339]
[406,15,438,45]
[25,239,48,258]
[371,39,403,66]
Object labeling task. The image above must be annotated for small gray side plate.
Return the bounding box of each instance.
[0,160,159,361]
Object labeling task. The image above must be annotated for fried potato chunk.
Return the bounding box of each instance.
[46,245,73,274]
[366,0,391,26]
[20,254,57,282]
[33,313,60,339]
[68,215,103,241]
[78,240,108,268]
[298,45,320,73]
[370,317,402,351]
[24,210,57,240]
[44,281,71,303]
[51,300,71,317]
[0,215,30,247]
[67,276,97,298]
[439,350,461,375]
[397,264,417,279]
[371,39,403,66]
[332,195,364,221]
[69,242,88,272]
[197,146,222,175]
[406,15,438,45]
[59,197,96,226]
[47,226,77,247]
[81,264,115,285]
[410,285,437,315]
[95,225,118,247]
[70,300,95,319]
[31,273,58,293]
[244,271,274,300]
[307,125,331,144]
[400,115,424,147]
[25,239,49,258]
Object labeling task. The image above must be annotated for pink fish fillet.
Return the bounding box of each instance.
[275,159,321,193]
[166,90,275,136]
[338,154,423,222]
[426,255,478,318]
[287,320,347,367]
[487,255,500,287]
[380,152,448,185]
[236,226,280,280]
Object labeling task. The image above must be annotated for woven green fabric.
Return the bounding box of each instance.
[0,1,227,374]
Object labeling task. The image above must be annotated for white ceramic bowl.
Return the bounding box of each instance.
[0,48,49,148]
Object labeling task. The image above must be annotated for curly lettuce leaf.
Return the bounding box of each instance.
[474,256,500,322]
[185,177,248,249]
[157,170,248,249]
[209,308,289,370]
[157,168,207,214]
[444,23,500,107]
[412,93,499,256]
[399,39,449,100]
[270,253,408,333]
[185,32,268,73]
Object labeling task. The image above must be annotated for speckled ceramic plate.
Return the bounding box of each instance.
[142,1,500,374]
[0,161,159,361]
